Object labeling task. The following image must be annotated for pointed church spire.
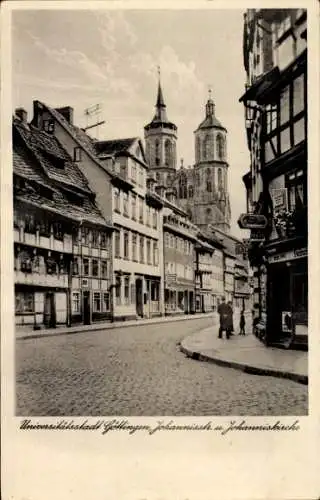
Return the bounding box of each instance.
[154,66,168,122]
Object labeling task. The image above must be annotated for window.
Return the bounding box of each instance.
[165,139,172,166]
[132,193,137,220]
[216,134,225,159]
[196,136,201,161]
[139,235,144,263]
[74,147,82,162]
[266,104,278,134]
[140,166,144,187]
[92,259,99,277]
[123,192,129,217]
[280,86,290,125]
[72,292,81,313]
[15,291,34,313]
[165,233,169,246]
[115,276,121,305]
[25,214,36,234]
[93,292,101,312]
[218,168,222,187]
[153,241,159,266]
[119,157,127,179]
[155,140,160,165]
[82,227,90,245]
[203,135,212,159]
[72,257,79,275]
[139,197,144,223]
[156,172,160,183]
[124,276,130,305]
[179,174,187,199]
[114,231,120,258]
[53,222,63,241]
[131,162,136,183]
[43,120,55,134]
[114,188,120,213]
[83,258,89,276]
[39,219,50,237]
[207,181,212,192]
[100,232,107,249]
[146,206,151,227]
[102,292,110,312]
[152,209,157,229]
[132,233,137,261]
[124,231,129,259]
[287,170,306,212]
[92,230,99,247]
[147,239,151,264]
[101,260,108,279]
[293,74,305,116]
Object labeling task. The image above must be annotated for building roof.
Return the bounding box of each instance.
[13,118,112,229]
[144,80,177,132]
[94,138,137,156]
[195,98,226,132]
[14,119,92,194]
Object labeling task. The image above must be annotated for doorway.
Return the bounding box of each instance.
[83,291,91,325]
[135,279,143,317]
[44,292,56,328]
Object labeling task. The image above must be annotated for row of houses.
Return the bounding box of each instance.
[13,101,252,330]
[239,8,307,348]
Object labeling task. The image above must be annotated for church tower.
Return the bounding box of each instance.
[192,92,231,232]
[144,71,177,188]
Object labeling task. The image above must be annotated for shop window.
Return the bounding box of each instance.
[92,259,99,277]
[101,260,108,279]
[124,276,130,305]
[72,292,81,314]
[93,292,101,312]
[15,291,34,313]
[115,276,121,305]
[103,292,110,312]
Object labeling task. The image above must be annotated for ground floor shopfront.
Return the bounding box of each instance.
[164,280,195,316]
[15,284,69,329]
[195,289,212,313]
[113,272,162,321]
[265,247,307,347]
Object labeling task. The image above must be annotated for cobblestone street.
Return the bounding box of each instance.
[16,317,308,416]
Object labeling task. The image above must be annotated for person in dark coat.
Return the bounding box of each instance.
[217,297,233,339]
[227,301,234,335]
[239,310,245,335]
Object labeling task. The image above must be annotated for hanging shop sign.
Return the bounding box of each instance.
[250,229,266,242]
[238,213,268,230]
[268,247,307,264]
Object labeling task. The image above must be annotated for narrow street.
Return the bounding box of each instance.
[16,317,307,416]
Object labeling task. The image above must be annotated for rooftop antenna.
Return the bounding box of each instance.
[83,104,105,139]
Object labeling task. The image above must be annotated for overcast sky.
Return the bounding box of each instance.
[12,8,250,237]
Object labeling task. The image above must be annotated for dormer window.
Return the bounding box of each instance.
[74,147,82,162]
[43,120,55,134]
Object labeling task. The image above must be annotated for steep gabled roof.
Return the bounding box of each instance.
[14,119,91,194]
[94,138,137,156]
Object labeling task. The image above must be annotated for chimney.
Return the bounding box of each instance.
[55,106,74,124]
[15,108,28,123]
[33,100,43,128]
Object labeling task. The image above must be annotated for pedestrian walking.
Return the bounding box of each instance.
[217,297,233,339]
[239,310,245,335]
[227,301,234,336]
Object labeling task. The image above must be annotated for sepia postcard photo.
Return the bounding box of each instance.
[2,1,319,499]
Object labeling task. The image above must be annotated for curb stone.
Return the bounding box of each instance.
[180,342,308,386]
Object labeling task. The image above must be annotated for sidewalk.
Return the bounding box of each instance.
[180,326,308,385]
[16,311,217,340]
